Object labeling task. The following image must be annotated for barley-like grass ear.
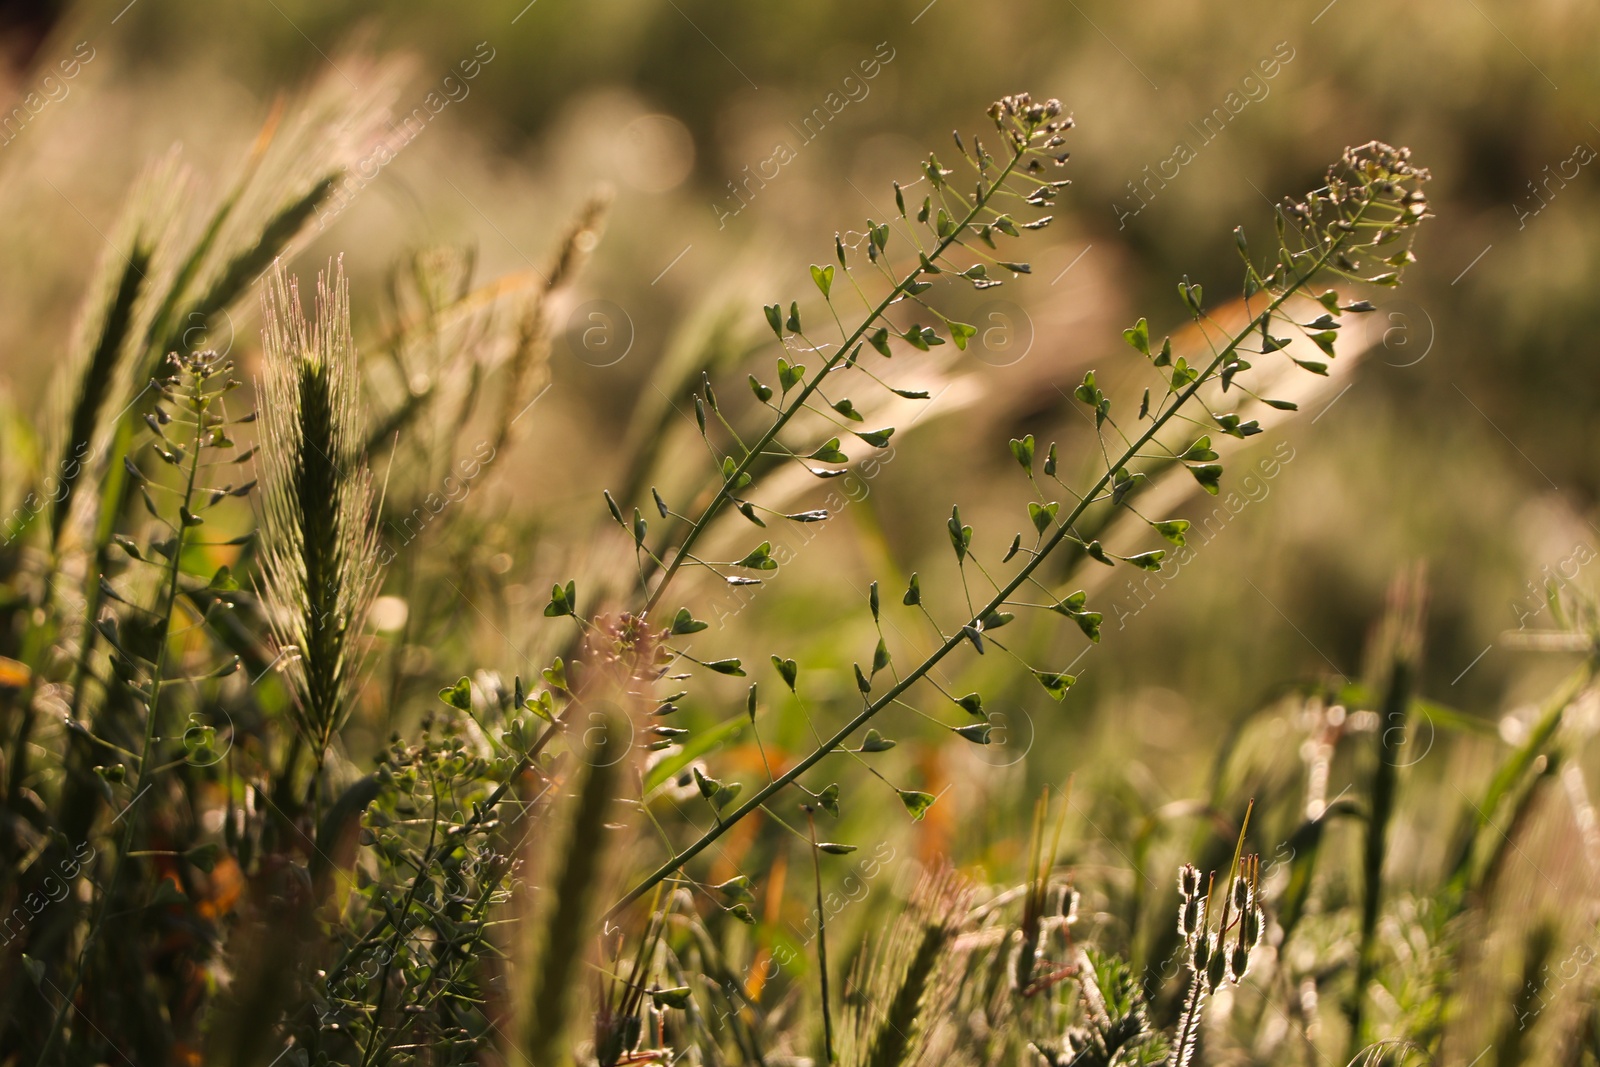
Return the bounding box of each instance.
[256,256,381,753]
[491,190,610,453]
[844,865,971,1067]
[46,151,190,549]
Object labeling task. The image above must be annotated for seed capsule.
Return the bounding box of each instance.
[1205,934,1228,991]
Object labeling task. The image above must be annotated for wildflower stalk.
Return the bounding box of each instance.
[36,354,219,1067]
[638,136,1033,616]
[607,222,1364,919]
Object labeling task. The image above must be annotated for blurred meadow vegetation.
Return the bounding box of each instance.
[0,1,1598,1065]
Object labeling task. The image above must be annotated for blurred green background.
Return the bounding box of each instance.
[3,0,1598,914]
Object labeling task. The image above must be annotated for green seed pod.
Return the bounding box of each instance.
[1242,904,1263,950]
[1229,940,1251,982]
[1206,935,1228,991]
[1180,896,1203,939]
[1192,929,1212,974]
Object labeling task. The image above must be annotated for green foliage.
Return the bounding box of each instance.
[15,69,1581,1067]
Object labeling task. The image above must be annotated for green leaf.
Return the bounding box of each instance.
[1029,500,1059,534]
[746,684,758,722]
[1123,317,1150,355]
[903,572,921,606]
[1178,278,1204,316]
[672,608,709,635]
[1009,434,1035,472]
[1004,534,1022,562]
[961,624,985,654]
[947,506,972,562]
[208,565,239,591]
[1072,611,1103,642]
[786,301,802,333]
[1086,540,1113,566]
[861,729,896,752]
[818,842,857,855]
[954,723,992,744]
[541,657,568,691]
[1035,670,1076,700]
[869,580,881,621]
[772,655,799,691]
[1122,550,1165,571]
[869,327,893,358]
[856,427,894,448]
[526,690,556,723]
[764,303,783,339]
[854,663,871,694]
[727,903,758,925]
[695,766,727,800]
[712,781,743,810]
[1181,435,1218,462]
[651,987,694,1010]
[833,397,864,422]
[898,790,936,821]
[872,637,890,675]
[439,677,472,711]
[949,321,976,349]
[1189,464,1223,495]
[1043,442,1058,476]
[749,375,773,403]
[703,658,747,677]
[956,692,984,715]
[1153,519,1190,546]
[809,438,848,464]
[736,542,778,571]
[811,264,834,298]
[777,358,805,393]
[544,581,576,617]
[817,783,840,816]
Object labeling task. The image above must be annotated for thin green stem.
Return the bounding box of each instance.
[807,809,835,1064]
